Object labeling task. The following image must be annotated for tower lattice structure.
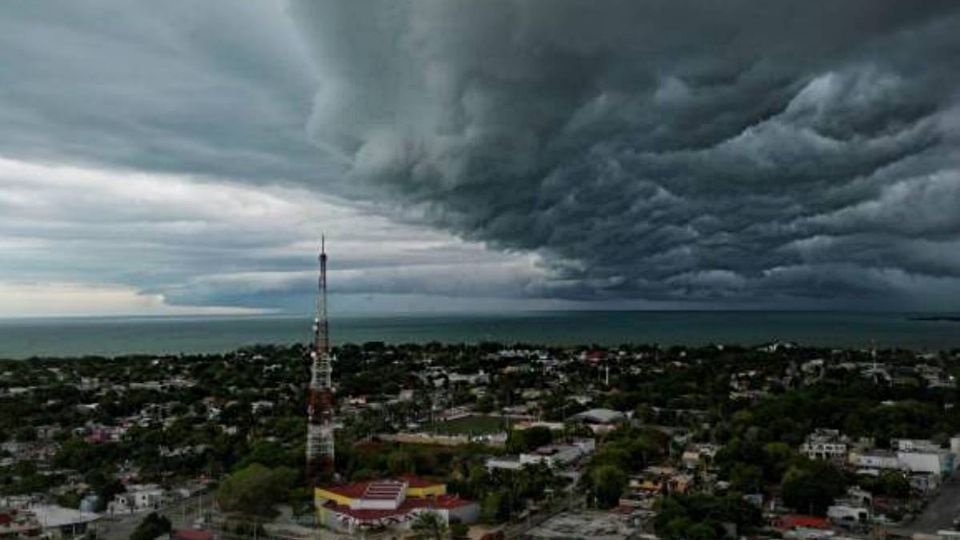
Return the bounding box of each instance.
[307,237,335,486]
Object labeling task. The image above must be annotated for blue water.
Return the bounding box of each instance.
[0,311,958,359]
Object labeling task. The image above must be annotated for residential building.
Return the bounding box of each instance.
[108,484,164,514]
[800,429,848,462]
[519,439,596,469]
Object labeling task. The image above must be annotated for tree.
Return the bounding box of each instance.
[410,511,450,540]
[235,441,292,470]
[450,522,470,540]
[130,512,171,540]
[781,461,847,516]
[879,471,911,499]
[655,494,762,540]
[506,427,553,454]
[728,463,762,493]
[523,427,554,450]
[480,491,507,523]
[387,450,415,475]
[216,464,296,517]
[591,465,627,509]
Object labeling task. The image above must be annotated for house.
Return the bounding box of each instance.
[172,529,217,540]
[571,409,626,433]
[800,429,848,462]
[894,439,941,452]
[250,401,274,414]
[848,450,901,472]
[897,449,954,477]
[828,501,869,527]
[681,444,719,470]
[513,421,564,432]
[315,476,478,534]
[626,467,693,497]
[0,509,42,538]
[485,456,523,471]
[28,504,100,539]
[519,439,596,469]
[774,514,830,532]
[108,484,164,514]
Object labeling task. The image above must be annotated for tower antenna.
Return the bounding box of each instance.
[307,235,335,486]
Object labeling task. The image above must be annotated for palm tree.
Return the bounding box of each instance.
[410,511,450,540]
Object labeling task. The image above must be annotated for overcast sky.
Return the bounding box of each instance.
[2,1,959,316]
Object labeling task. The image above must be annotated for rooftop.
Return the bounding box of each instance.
[572,408,625,424]
[525,510,637,540]
[322,494,473,522]
[319,476,444,501]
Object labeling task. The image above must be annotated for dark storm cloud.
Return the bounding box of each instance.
[289,0,960,306]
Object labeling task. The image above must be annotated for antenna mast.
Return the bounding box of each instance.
[307,236,335,486]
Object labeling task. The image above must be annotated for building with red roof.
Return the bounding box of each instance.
[774,514,831,531]
[172,529,217,540]
[315,476,478,533]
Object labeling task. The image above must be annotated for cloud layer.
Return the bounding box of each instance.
[292,0,960,307]
[2,1,960,312]
[0,157,547,315]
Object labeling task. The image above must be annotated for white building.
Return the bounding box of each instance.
[29,504,101,539]
[848,450,901,471]
[897,450,954,477]
[108,484,164,514]
[485,456,523,471]
[519,439,596,469]
[894,439,941,452]
[800,429,848,462]
[827,504,869,526]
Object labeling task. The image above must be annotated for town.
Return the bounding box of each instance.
[2,340,960,540]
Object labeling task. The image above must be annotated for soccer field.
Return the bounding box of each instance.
[432,414,511,435]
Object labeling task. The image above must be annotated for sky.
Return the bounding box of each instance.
[1,1,959,316]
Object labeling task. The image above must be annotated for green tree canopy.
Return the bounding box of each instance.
[781,460,847,516]
[130,512,171,540]
[591,465,627,509]
[216,464,296,517]
[410,511,450,540]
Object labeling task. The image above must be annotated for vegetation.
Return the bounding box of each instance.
[2,339,958,531]
[130,512,171,540]
[655,494,763,539]
[410,511,450,540]
[432,415,511,436]
[216,464,297,517]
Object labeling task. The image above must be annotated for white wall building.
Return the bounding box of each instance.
[519,439,596,469]
[108,484,164,514]
[800,429,848,461]
[898,450,954,477]
[848,450,901,471]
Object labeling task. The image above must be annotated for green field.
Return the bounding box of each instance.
[432,414,511,435]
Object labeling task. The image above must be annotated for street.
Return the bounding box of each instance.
[95,492,215,540]
[892,474,960,536]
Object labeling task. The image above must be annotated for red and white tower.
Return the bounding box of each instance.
[307,237,335,486]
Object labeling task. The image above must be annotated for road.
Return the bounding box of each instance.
[892,474,960,536]
[95,492,215,540]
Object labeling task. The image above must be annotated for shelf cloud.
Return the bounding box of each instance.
[1,1,959,312]
[291,0,960,307]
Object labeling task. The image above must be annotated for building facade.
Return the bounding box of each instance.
[315,477,478,534]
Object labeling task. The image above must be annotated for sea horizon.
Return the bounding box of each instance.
[1,310,959,359]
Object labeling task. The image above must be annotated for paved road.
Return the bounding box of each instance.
[96,492,214,540]
[892,475,960,536]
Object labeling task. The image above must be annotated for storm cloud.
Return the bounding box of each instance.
[291,0,960,307]
[2,1,960,313]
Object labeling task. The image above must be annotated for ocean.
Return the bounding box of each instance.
[0,311,959,359]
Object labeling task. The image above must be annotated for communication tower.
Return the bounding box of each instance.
[306,237,335,485]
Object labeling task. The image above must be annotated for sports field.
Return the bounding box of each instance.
[432,414,511,435]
